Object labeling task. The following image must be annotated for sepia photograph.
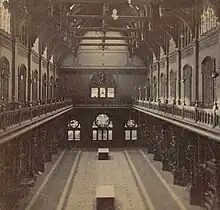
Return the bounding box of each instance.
[0,0,220,209]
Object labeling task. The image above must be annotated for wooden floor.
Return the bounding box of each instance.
[16,149,203,210]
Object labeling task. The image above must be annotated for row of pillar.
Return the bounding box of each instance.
[9,4,57,109]
[0,115,68,209]
[139,111,220,209]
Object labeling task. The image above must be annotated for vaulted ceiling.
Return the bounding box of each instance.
[4,0,220,66]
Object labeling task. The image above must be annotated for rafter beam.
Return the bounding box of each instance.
[77,43,134,46]
[54,0,146,4]
[66,15,149,21]
[70,27,140,32]
[74,36,136,40]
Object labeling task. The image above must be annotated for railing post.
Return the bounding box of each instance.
[182,104,185,119]
[195,101,199,123]
[1,103,6,130]
[212,102,218,127]
[18,102,22,125]
[29,101,32,120]
[158,98,161,111]
[45,101,47,115]
[172,99,175,116]
[164,99,168,113]
[37,101,40,117]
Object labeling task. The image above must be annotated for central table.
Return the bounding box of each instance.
[98,148,109,160]
[96,185,115,210]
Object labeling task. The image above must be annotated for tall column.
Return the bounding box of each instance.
[156,60,160,101]
[38,55,42,102]
[193,37,199,106]
[11,7,17,108]
[150,64,153,101]
[46,60,50,102]
[193,6,200,106]
[166,55,169,102]
[26,14,32,103]
[176,48,182,105]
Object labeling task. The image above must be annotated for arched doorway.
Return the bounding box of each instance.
[183,65,192,105]
[153,76,157,101]
[146,78,151,100]
[18,64,27,104]
[160,73,166,99]
[42,73,47,101]
[0,57,10,105]
[201,56,215,108]
[32,70,38,103]
[49,76,54,100]
[170,69,176,100]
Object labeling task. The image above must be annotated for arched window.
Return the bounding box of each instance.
[170,70,176,98]
[68,120,81,141]
[49,76,54,100]
[183,65,192,105]
[90,73,116,98]
[0,57,10,104]
[32,70,38,102]
[125,119,138,141]
[145,78,151,100]
[54,78,59,100]
[92,114,113,141]
[153,76,157,101]
[18,64,27,103]
[200,7,218,35]
[160,73,166,99]
[42,73,47,101]
[202,56,215,108]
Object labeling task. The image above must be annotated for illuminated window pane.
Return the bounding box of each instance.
[107,88,114,98]
[125,130,130,140]
[93,130,97,140]
[100,88,106,98]
[108,130,112,140]
[69,120,79,128]
[132,130,137,140]
[91,88,98,97]
[103,130,107,140]
[68,130,74,141]
[75,130,80,141]
[98,130,102,140]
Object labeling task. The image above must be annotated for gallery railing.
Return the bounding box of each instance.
[0,99,72,131]
[72,97,133,107]
[134,99,220,128]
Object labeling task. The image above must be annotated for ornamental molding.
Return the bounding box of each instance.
[159,57,166,68]
[42,58,47,68]
[181,45,193,59]
[17,43,28,57]
[60,68,148,75]
[0,30,12,50]
[152,63,157,72]
[199,26,220,50]
[32,51,39,64]
[169,51,177,63]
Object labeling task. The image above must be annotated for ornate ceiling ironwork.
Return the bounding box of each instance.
[4,0,220,65]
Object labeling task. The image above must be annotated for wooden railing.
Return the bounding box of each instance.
[134,100,220,128]
[0,100,72,131]
[72,97,133,107]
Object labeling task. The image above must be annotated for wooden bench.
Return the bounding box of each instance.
[96,185,115,210]
[98,148,109,160]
